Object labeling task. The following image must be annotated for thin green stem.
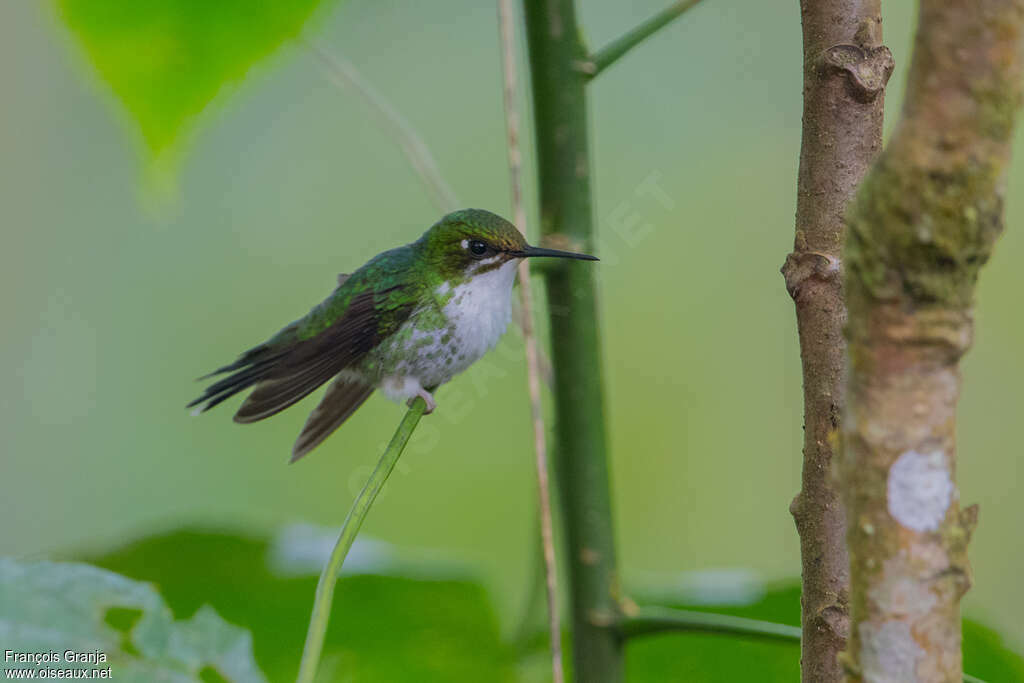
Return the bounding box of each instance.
[619,606,988,683]
[496,0,564,679]
[620,605,801,642]
[295,398,427,683]
[308,43,460,214]
[587,0,705,78]
[512,521,547,647]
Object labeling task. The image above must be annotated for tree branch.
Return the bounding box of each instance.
[296,398,427,683]
[783,4,892,682]
[841,1,1024,680]
[496,2,563,682]
[586,1,705,78]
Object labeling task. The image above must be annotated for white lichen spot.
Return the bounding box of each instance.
[887,449,953,532]
[860,620,924,683]
[869,572,936,619]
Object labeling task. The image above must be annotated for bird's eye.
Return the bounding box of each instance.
[468,240,489,256]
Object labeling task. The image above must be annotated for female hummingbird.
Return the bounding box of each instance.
[189,208,597,461]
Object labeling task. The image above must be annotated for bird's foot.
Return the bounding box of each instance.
[408,389,436,415]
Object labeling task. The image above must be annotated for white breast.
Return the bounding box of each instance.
[442,258,519,370]
[373,259,520,404]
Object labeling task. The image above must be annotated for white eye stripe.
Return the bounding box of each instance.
[466,253,504,273]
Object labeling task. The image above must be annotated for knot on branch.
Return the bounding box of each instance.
[821,44,895,103]
[816,601,850,643]
[946,505,979,602]
[849,303,974,362]
[943,503,979,556]
[781,251,841,301]
[587,607,618,628]
[960,503,979,540]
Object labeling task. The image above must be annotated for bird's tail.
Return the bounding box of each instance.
[187,345,290,416]
[290,376,374,462]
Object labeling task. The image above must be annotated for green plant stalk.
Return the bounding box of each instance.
[522,1,621,680]
[295,397,427,683]
[621,606,802,641]
[588,0,705,77]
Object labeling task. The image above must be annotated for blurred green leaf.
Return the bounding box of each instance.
[0,557,266,682]
[56,0,327,159]
[622,583,797,683]
[81,528,516,683]
[623,583,1024,682]
[74,530,1024,682]
[964,618,1024,683]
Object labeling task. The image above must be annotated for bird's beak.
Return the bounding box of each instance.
[514,245,599,261]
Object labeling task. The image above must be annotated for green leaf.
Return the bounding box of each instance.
[72,531,1024,681]
[56,0,327,159]
[964,619,1024,683]
[622,582,1024,682]
[81,528,516,682]
[0,557,266,682]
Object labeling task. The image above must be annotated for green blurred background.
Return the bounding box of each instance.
[2,0,1023,665]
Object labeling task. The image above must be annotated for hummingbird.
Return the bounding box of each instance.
[188,208,598,462]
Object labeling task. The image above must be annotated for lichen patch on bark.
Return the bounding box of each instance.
[886,450,954,532]
[859,620,925,683]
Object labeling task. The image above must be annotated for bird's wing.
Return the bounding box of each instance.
[289,375,375,462]
[230,286,404,423]
[188,248,419,420]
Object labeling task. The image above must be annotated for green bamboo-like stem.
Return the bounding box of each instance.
[295,398,427,683]
[620,606,801,642]
[587,0,705,78]
[522,1,621,680]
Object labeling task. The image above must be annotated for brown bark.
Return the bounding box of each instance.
[841,2,1024,681]
[783,3,892,681]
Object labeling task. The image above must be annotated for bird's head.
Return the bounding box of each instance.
[418,208,597,283]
